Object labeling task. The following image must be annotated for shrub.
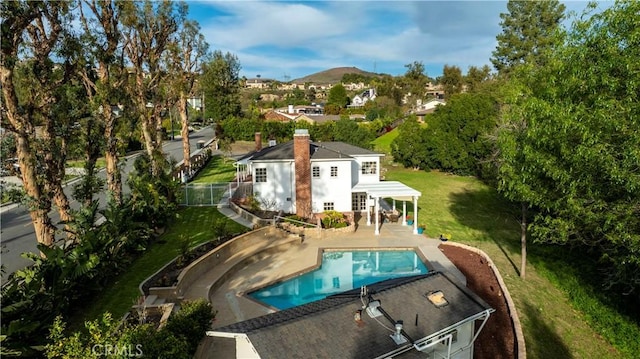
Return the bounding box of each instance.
[321,210,347,229]
[164,300,216,352]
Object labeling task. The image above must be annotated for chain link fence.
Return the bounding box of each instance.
[178,183,234,206]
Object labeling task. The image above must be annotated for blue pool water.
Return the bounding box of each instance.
[249,250,428,310]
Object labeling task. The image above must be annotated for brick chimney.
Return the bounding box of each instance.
[294,129,312,219]
[255,132,262,151]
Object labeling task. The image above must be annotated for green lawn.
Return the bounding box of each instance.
[76,207,248,326]
[67,158,107,169]
[191,155,236,183]
[385,167,639,359]
[371,128,398,154]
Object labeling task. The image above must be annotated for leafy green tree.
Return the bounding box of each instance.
[201,50,242,122]
[326,83,349,112]
[496,0,640,292]
[391,116,427,169]
[438,64,464,99]
[464,65,492,93]
[491,0,566,75]
[402,61,430,106]
[334,119,374,149]
[422,93,498,175]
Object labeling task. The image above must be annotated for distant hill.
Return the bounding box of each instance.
[291,67,382,84]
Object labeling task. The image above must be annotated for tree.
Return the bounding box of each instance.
[491,0,566,75]
[201,50,242,122]
[464,65,492,93]
[438,64,464,99]
[0,1,75,246]
[166,17,208,168]
[334,119,374,149]
[495,1,640,291]
[422,93,498,175]
[401,61,429,106]
[121,0,183,176]
[78,0,126,204]
[326,83,349,111]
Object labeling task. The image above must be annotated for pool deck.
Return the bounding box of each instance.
[184,217,466,330]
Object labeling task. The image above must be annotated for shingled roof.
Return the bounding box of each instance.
[247,141,382,162]
[211,272,494,358]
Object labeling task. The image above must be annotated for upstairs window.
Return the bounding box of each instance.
[255,168,267,183]
[330,166,338,177]
[361,161,377,175]
[312,166,320,178]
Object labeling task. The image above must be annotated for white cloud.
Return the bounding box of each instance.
[190,1,602,80]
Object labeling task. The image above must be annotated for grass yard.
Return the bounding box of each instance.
[385,167,639,358]
[76,207,248,327]
[191,155,236,183]
[67,158,107,170]
[371,128,399,154]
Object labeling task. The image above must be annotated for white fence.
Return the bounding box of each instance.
[178,182,236,206]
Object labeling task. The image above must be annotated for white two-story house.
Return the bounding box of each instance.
[235,129,421,235]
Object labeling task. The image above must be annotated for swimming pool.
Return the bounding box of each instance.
[249,250,429,310]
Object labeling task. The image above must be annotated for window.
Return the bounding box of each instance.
[255,168,267,183]
[361,161,377,175]
[312,166,320,178]
[330,166,338,177]
[324,202,334,211]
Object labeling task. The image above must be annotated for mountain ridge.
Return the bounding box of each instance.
[291,66,382,84]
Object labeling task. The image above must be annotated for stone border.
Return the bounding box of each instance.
[440,242,526,359]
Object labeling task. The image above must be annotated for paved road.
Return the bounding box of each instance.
[0,127,215,283]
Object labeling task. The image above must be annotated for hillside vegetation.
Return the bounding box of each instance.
[291,66,382,84]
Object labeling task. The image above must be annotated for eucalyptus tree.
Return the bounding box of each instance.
[121,0,184,176]
[77,0,127,205]
[0,1,76,246]
[165,17,208,167]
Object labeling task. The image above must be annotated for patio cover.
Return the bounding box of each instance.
[352,181,421,235]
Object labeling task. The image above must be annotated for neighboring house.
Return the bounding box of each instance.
[349,88,376,108]
[206,271,495,359]
[235,129,421,234]
[295,114,341,125]
[413,99,446,122]
[245,78,267,89]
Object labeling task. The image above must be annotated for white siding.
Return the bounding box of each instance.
[351,155,382,185]
[252,161,295,213]
[311,160,352,212]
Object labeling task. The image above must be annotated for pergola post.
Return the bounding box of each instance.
[392,199,396,212]
[366,193,371,226]
[413,196,418,234]
[402,201,407,226]
[374,196,380,235]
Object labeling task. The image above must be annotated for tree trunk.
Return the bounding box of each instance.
[104,104,122,204]
[520,202,527,279]
[178,93,191,167]
[17,135,56,247]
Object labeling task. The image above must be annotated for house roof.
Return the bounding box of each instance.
[247,141,382,162]
[210,272,493,359]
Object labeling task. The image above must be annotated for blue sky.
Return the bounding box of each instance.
[186,1,608,81]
